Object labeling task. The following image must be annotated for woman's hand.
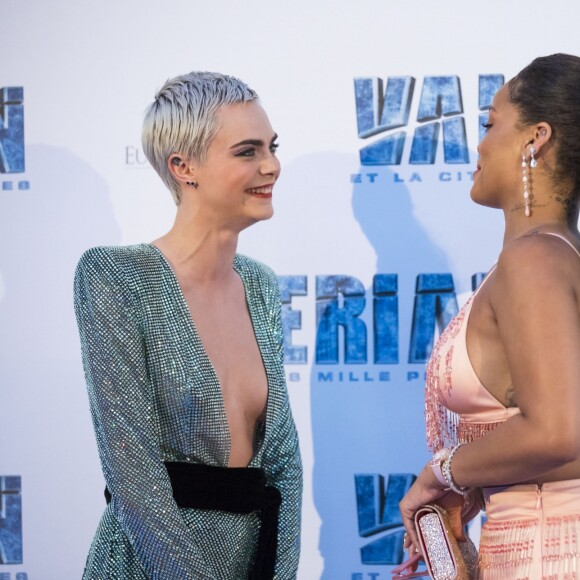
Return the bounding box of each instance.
[399,462,465,554]
[436,491,467,541]
[461,487,485,528]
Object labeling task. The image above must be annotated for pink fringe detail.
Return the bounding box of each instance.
[543,514,580,579]
[425,301,469,452]
[458,420,504,443]
[424,295,506,453]
[479,515,580,579]
[479,518,537,579]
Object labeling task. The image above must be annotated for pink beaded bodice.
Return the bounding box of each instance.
[425,266,520,452]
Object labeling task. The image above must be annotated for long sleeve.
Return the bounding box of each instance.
[263,401,302,579]
[259,266,303,579]
[74,247,216,579]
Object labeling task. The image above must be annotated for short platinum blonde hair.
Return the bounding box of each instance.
[142,71,258,204]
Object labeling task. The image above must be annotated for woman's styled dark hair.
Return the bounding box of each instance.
[508,53,580,198]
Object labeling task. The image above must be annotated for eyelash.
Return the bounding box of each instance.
[235,143,280,157]
[481,123,493,132]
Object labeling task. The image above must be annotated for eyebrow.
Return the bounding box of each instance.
[230,133,278,149]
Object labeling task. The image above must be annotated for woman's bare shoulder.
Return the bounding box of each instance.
[497,232,580,284]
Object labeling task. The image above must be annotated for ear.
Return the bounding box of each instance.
[167,154,196,185]
[525,122,552,158]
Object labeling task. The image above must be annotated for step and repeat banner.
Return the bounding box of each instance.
[1,1,579,578]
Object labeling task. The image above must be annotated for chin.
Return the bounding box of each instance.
[470,188,482,205]
[469,183,480,203]
[257,206,274,221]
[470,183,488,207]
[244,208,274,228]
[470,189,501,211]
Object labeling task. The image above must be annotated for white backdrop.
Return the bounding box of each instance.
[1,1,579,578]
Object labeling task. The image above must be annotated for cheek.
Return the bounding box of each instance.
[230,166,255,185]
[215,170,250,196]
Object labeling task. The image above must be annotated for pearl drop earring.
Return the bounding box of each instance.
[522,153,531,217]
[530,146,537,169]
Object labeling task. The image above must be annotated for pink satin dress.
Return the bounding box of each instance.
[425,233,580,579]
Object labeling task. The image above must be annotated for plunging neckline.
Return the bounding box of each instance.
[146,243,271,467]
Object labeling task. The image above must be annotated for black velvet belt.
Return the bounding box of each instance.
[105,461,282,580]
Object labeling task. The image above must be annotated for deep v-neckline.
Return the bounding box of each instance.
[146,243,271,466]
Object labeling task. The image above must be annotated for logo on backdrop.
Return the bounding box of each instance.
[353,473,415,569]
[0,476,28,578]
[351,74,503,185]
[279,272,484,370]
[0,87,30,192]
[125,146,149,168]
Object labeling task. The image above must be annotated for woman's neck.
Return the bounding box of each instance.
[501,171,579,245]
[152,208,240,285]
[502,206,580,246]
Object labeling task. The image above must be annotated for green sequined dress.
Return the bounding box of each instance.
[74,244,302,580]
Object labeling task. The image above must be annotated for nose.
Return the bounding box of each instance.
[260,152,281,178]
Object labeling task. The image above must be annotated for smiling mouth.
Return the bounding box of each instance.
[246,185,273,195]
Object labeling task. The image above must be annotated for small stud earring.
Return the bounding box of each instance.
[186,181,198,189]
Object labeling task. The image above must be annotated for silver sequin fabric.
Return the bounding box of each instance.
[74,244,302,580]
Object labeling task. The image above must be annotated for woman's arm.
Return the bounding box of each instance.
[259,265,303,579]
[75,247,215,579]
[451,235,580,486]
[263,399,303,579]
[400,234,580,548]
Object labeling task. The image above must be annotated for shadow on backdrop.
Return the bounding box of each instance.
[0,144,121,577]
[308,160,450,579]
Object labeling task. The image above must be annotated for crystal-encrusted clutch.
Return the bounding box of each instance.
[414,504,478,580]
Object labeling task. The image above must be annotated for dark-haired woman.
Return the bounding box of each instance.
[399,53,580,578]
